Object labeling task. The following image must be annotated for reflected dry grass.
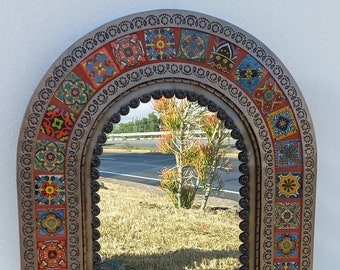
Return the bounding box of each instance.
[98,178,241,270]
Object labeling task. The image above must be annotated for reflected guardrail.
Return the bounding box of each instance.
[107,131,236,145]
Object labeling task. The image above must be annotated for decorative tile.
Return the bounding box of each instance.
[81,48,118,88]
[145,28,176,60]
[37,240,67,269]
[276,172,301,199]
[234,54,267,93]
[275,202,300,229]
[54,72,95,113]
[208,37,240,73]
[36,207,66,237]
[35,175,65,205]
[111,33,146,69]
[268,107,298,140]
[253,78,285,114]
[276,140,302,168]
[40,105,76,142]
[274,262,299,270]
[177,29,209,62]
[35,140,65,172]
[275,233,298,259]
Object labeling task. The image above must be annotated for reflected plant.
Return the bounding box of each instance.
[160,168,196,209]
[192,113,233,209]
[154,97,201,208]
[154,97,233,210]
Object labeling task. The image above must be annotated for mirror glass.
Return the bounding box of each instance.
[96,98,243,269]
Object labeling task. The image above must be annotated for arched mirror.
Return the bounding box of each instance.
[17,10,316,270]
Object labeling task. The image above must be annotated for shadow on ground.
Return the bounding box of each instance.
[100,248,240,270]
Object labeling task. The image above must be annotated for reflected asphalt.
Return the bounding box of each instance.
[98,140,242,201]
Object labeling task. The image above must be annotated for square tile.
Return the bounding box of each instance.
[34,140,65,172]
[275,140,302,168]
[81,48,118,88]
[177,29,209,62]
[275,233,299,259]
[274,262,299,270]
[111,33,146,69]
[253,78,285,114]
[54,72,95,113]
[35,175,65,204]
[208,37,240,73]
[145,28,176,60]
[234,54,267,93]
[268,107,298,140]
[276,172,302,199]
[40,104,76,142]
[36,207,66,237]
[37,240,67,269]
[275,202,300,229]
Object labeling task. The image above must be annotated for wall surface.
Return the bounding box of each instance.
[1,0,339,269]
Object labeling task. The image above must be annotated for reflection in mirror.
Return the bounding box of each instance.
[91,92,248,269]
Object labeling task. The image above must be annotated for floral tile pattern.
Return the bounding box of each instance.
[81,48,118,88]
[111,34,146,69]
[208,37,240,73]
[35,175,65,204]
[36,207,66,237]
[275,203,300,229]
[268,107,298,140]
[275,233,299,259]
[273,262,299,270]
[37,240,67,269]
[40,105,76,142]
[234,54,267,93]
[54,72,95,113]
[34,140,65,172]
[145,28,176,60]
[276,140,302,168]
[178,29,209,62]
[253,78,286,114]
[276,172,301,198]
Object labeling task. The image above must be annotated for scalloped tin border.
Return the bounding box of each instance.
[17,9,316,270]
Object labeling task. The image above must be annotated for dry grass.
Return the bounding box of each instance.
[98,178,241,270]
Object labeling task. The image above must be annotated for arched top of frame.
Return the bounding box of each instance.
[17,9,316,270]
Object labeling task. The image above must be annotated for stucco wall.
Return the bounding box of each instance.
[1,0,339,269]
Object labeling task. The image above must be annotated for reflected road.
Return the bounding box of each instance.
[99,143,242,201]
